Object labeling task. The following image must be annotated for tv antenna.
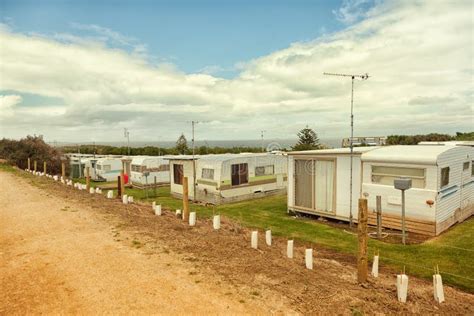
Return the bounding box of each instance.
[323,72,369,228]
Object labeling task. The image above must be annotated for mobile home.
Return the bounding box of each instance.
[130,156,172,187]
[287,145,473,236]
[361,145,473,235]
[168,153,288,204]
[95,157,123,182]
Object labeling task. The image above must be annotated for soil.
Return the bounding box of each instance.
[1,170,473,315]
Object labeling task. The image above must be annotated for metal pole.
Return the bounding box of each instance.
[145,175,148,199]
[401,189,406,245]
[349,76,354,228]
[127,133,130,156]
[376,195,382,239]
[192,121,196,201]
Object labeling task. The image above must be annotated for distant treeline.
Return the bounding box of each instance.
[0,135,66,174]
[386,132,473,145]
[60,144,266,156]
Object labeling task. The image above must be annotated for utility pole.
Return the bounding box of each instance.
[323,72,369,228]
[261,130,266,152]
[124,128,130,156]
[191,121,197,202]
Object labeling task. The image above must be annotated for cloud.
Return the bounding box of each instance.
[0,0,472,142]
[0,95,22,117]
[333,0,375,24]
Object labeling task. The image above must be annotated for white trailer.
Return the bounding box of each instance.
[95,157,123,182]
[287,145,474,236]
[130,156,172,187]
[168,153,288,204]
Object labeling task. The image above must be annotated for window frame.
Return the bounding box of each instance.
[255,165,274,177]
[463,161,469,171]
[173,164,184,185]
[201,168,215,180]
[231,163,248,186]
[440,167,450,188]
[371,165,426,188]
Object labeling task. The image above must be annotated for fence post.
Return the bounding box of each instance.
[34,160,37,172]
[43,161,47,174]
[154,175,157,196]
[358,198,368,283]
[120,168,125,197]
[183,176,190,221]
[376,195,382,239]
[86,167,90,191]
[27,158,31,170]
[117,175,122,197]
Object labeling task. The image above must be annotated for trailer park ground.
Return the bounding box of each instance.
[1,165,473,314]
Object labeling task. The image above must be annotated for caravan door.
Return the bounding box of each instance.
[314,160,335,213]
[460,161,471,213]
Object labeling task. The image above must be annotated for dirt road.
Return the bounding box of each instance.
[0,171,291,314]
[1,170,473,315]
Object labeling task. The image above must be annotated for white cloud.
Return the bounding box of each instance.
[0,95,22,117]
[0,0,472,142]
[333,0,374,24]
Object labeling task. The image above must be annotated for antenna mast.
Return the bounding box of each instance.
[323,72,369,228]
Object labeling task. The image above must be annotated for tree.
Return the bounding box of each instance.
[175,133,188,154]
[292,126,321,151]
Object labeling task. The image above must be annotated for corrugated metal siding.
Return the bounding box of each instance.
[436,146,474,223]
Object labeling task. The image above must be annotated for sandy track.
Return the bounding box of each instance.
[1,170,473,315]
[0,171,288,315]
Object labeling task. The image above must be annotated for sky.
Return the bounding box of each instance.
[0,0,473,143]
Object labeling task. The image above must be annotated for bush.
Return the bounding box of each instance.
[0,135,67,175]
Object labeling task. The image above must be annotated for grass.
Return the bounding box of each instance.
[123,185,474,292]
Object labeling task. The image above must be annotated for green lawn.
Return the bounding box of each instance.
[121,185,474,292]
[7,168,474,292]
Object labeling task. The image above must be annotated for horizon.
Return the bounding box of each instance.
[1,0,473,142]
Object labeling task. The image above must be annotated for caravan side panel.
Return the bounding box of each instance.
[287,156,295,209]
[436,146,474,234]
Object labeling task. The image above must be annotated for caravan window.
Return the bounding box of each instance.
[441,167,450,187]
[201,168,214,180]
[463,162,469,171]
[173,164,184,185]
[103,165,111,172]
[131,164,141,172]
[255,165,274,176]
[231,163,248,186]
[96,165,102,170]
[371,166,425,188]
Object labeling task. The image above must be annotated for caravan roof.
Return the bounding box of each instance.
[289,147,378,155]
[361,145,457,165]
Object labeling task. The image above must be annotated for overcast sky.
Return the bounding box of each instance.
[0,0,472,143]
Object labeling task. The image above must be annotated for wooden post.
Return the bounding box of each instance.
[34,160,37,172]
[154,176,157,197]
[357,198,368,283]
[376,195,382,239]
[182,176,190,221]
[117,175,122,197]
[86,167,90,191]
[120,170,125,197]
[43,161,47,174]
[61,162,66,179]
[27,158,31,170]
